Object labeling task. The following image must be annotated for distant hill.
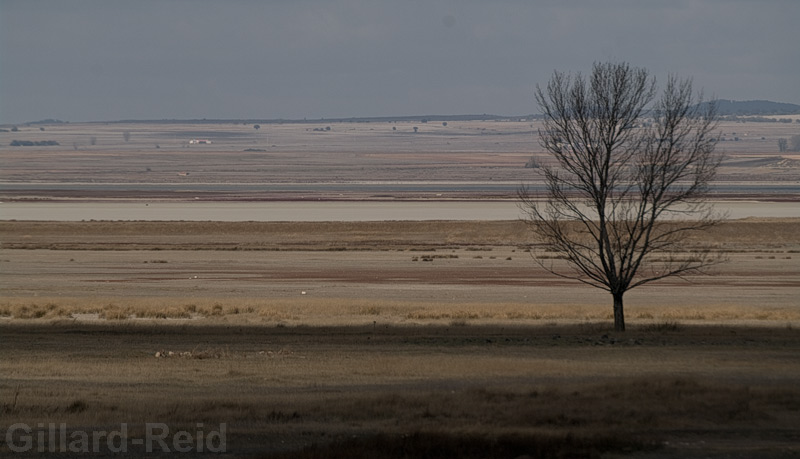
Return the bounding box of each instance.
[709,100,800,116]
[93,114,534,125]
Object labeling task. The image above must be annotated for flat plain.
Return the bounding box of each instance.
[2,118,800,200]
[1,119,800,457]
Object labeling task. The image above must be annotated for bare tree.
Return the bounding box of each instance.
[791,134,800,152]
[519,62,723,331]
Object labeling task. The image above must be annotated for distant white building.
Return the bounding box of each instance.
[189,139,212,144]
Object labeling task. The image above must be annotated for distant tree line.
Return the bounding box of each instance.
[9,140,60,146]
[28,119,66,124]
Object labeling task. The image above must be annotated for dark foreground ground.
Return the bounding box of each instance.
[1,322,799,458]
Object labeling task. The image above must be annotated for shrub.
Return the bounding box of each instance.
[9,140,60,146]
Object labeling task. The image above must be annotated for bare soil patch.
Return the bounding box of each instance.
[3,218,799,250]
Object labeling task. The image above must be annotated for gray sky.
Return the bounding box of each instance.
[1,0,798,124]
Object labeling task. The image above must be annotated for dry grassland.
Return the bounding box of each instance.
[2,119,800,456]
[1,218,799,325]
[1,219,800,457]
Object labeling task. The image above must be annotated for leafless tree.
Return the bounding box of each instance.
[519,62,723,331]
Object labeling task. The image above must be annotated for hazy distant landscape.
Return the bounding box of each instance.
[2,114,799,201]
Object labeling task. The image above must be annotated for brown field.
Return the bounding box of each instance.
[2,219,800,458]
[2,120,800,457]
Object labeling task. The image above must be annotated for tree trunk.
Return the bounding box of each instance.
[613,292,625,332]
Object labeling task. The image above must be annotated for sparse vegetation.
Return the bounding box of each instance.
[2,296,798,324]
[9,140,60,146]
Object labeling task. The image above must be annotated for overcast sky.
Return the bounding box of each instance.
[1,0,798,124]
